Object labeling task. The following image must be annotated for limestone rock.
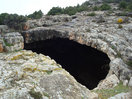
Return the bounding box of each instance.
[110,58,132,81]
[0,50,98,99]
[108,92,132,99]
[0,25,9,33]
[128,77,132,87]
[26,15,72,29]
[3,32,24,52]
[123,80,128,86]
[22,12,132,86]
[0,10,132,98]
[95,74,119,90]
[96,15,105,23]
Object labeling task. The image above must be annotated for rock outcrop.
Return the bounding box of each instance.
[0,32,24,52]
[108,92,132,99]
[0,10,132,99]
[22,11,132,84]
[0,50,98,99]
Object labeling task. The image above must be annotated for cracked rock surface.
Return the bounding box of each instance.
[0,50,98,99]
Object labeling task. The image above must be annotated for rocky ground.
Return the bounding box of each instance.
[0,10,132,99]
[0,50,98,99]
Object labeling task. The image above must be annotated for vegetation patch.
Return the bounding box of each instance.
[87,12,96,16]
[118,24,123,29]
[100,3,111,11]
[126,60,132,68]
[3,40,13,47]
[47,1,90,15]
[29,88,43,99]
[86,28,91,32]
[11,54,23,60]
[43,92,50,98]
[92,82,130,99]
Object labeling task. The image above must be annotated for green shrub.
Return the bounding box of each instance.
[87,12,96,16]
[118,24,123,28]
[127,2,132,11]
[93,6,100,11]
[86,28,91,32]
[100,3,111,10]
[119,1,127,9]
[92,82,130,99]
[47,1,90,15]
[0,13,27,30]
[47,7,63,15]
[29,89,43,99]
[117,18,123,24]
[126,60,132,67]
[27,10,43,19]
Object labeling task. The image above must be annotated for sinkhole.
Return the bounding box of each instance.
[24,38,110,90]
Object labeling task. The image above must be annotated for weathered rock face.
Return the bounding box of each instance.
[0,25,9,33]
[95,74,119,90]
[22,11,132,83]
[0,32,24,52]
[24,37,111,90]
[0,50,98,99]
[0,10,132,99]
[108,92,132,99]
[26,14,72,29]
[22,12,132,62]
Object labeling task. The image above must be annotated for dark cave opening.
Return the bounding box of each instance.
[24,38,110,90]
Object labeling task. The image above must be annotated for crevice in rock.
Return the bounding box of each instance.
[24,38,110,90]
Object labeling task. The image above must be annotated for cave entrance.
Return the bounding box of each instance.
[24,38,110,90]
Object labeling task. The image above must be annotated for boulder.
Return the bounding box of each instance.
[128,77,132,87]
[96,15,105,23]
[0,25,9,33]
[108,92,132,99]
[110,58,132,81]
[3,32,24,52]
[94,74,119,90]
[0,50,98,99]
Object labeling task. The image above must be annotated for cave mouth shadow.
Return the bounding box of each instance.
[24,37,110,90]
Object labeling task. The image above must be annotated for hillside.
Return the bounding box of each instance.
[0,0,132,99]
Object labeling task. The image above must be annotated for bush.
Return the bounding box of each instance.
[118,24,123,28]
[127,3,132,11]
[0,13,27,30]
[87,12,96,16]
[93,6,100,11]
[100,3,111,10]
[119,1,127,9]
[47,7,63,15]
[29,89,42,99]
[63,6,78,15]
[126,60,132,67]
[117,18,123,23]
[27,10,43,19]
[47,1,90,15]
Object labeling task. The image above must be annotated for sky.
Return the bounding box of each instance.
[0,0,87,15]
